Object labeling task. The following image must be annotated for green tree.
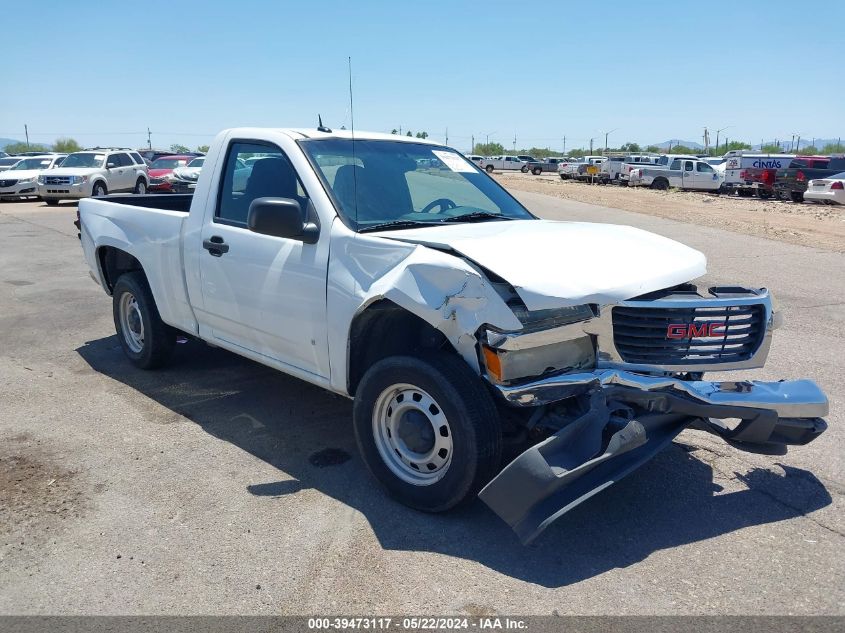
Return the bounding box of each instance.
[620,142,641,153]
[415,131,428,139]
[797,145,819,155]
[645,145,661,153]
[406,131,413,137]
[3,141,50,154]
[473,142,505,156]
[390,129,398,135]
[197,145,210,153]
[170,143,190,153]
[53,137,81,153]
[821,142,845,154]
[760,143,784,153]
[668,144,696,154]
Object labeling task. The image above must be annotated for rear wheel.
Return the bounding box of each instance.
[134,178,147,195]
[485,165,494,173]
[757,189,772,200]
[532,167,542,175]
[353,353,502,512]
[650,178,669,190]
[790,191,804,203]
[44,199,60,206]
[112,272,176,369]
[92,181,107,197]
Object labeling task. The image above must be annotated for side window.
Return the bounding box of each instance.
[684,161,694,172]
[130,152,144,165]
[669,159,680,169]
[216,141,309,227]
[697,162,714,173]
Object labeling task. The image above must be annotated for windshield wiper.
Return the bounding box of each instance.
[358,220,440,233]
[438,211,514,223]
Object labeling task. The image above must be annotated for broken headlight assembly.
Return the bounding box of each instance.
[480,304,597,384]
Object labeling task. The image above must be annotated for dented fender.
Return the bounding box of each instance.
[326,224,521,393]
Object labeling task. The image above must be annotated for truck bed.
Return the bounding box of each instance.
[98,193,193,213]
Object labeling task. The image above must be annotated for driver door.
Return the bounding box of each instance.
[196,140,330,378]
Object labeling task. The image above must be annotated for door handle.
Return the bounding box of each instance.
[203,236,229,256]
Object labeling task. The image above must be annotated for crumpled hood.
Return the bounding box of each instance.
[375,220,707,310]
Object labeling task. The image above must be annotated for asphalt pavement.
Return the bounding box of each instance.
[0,195,842,615]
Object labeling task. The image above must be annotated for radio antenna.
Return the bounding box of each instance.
[348,56,359,226]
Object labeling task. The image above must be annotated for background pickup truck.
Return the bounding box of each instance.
[775,156,845,202]
[525,157,569,175]
[629,158,724,191]
[722,153,795,199]
[481,155,528,172]
[78,127,828,543]
[600,155,659,184]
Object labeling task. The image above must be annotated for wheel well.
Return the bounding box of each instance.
[98,246,144,293]
[347,299,459,396]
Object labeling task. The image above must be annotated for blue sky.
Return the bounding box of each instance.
[2,0,842,152]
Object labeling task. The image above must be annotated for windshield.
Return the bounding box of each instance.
[151,158,188,170]
[12,157,54,170]
[62,153,104,168]
[301,139,534,231]
[187,157,204,168]
[0,158,20,168]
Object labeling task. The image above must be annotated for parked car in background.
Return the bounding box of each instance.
[167,157,251,194]
[629,158,724,191]
[601,155,659,184]
[803,171,845,205]
[0,154,66,200]
[516,154,539,163]
[148,155,196,193]
[774,156,845,202]
[526,157,570,175]
[481,155,527,173]
[558,156,605,180]
[37,148,149,205]
[466,155,484,166]
[0,151,8,158]
[0,156,25,173]
[723,153,795,199]
[137,149,204,165]
[573,156,608,181]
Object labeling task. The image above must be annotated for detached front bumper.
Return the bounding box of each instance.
[480,370,828,543]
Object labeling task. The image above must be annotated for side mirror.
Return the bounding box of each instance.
[247,197,319,244]
[106,162,117,169]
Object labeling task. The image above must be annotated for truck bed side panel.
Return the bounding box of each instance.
[80,198,197,335]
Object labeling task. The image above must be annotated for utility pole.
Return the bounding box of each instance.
[589,138,594,154]
[513,134,516,152]
[471,135,474,154]
[24,124,29,148]
[445,128,448,146]
[562,136,566,154]
[147,127,152,149]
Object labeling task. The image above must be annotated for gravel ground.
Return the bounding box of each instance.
[495,173,845,252]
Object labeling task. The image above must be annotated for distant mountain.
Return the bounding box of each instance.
[752,138,842,151]
[649,140,704,150]
[0,138,23,151]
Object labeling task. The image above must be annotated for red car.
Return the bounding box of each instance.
[147,155,195,192]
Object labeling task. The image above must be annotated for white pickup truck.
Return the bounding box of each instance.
[78,127,828,543]
[628,158,724,191]
[481,155,528,173]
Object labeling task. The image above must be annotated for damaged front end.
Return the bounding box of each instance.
[476,285,829,543]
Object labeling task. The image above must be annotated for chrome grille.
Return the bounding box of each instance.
[44,176,71,185]
[612,303,766,366]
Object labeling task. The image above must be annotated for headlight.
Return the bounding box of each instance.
[19,176,35,184]
[508,303,595,332]
[37,175,45,184]
[481,304,596,383]
[71,175,89,184]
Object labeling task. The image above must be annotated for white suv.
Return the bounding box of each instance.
[37,148,149,205]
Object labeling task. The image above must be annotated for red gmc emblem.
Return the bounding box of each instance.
[667,322,726,339]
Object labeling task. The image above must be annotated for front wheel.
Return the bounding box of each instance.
[485,165,494,173]
[112,272,176,369]
[353,353,502,512]
[532,167,542,175]
[92,181,107,197]
[790,191,804,203]
[44,199,60,206]
[134,178,147,195]
[520,165,529,173]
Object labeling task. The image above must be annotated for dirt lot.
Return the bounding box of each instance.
[495,173,845,252]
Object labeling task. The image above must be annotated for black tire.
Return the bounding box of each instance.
[45,199,60,206]
[559,174,566,180]
[532,167,542,175]
[757,189,773,200]
[92,181,107,197]
[790,191,804,203]
[485,165,494,173]
[650,178,669,190]
[352,353,502,513]
[112,271,176,369]
[737,189,753,197]
[134,178,147,195]
[520,165,529,173]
